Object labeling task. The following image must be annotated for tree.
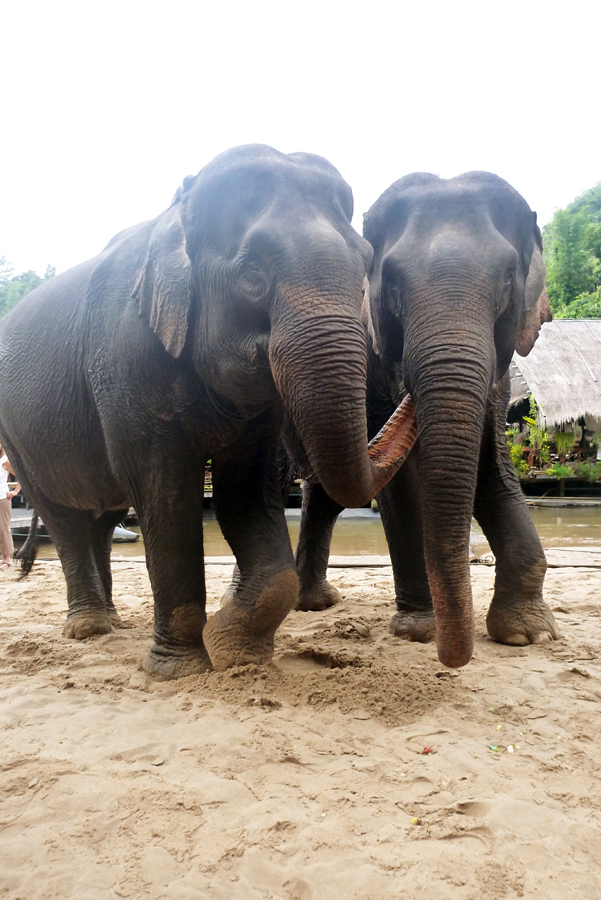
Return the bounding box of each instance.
[543,183,601,319]
[569,182,601,220]
[0,258,56,319]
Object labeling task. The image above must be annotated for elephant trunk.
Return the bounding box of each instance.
[271,298,417,509]
[405,323,495,668]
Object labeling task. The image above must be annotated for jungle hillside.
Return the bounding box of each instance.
[543,182,601,318]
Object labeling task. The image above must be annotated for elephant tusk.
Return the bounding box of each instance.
[368,394,418,485]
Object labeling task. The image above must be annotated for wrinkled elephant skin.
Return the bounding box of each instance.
[0,145,415,677]
[296,172,559,665]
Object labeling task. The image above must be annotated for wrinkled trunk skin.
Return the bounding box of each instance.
[269,269,418,511]
[270,297,378,510]
[404,316,495,668]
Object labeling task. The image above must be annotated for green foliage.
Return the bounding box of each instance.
[508,441,529,477]
[524,396,551,465]
[506,427,526,477]
[554,288,601,319]
[577,461,601,483]
[569,182,601,220]
[505,427,530,477]
[0,257,55,319]
[543,183,601,318]
[546,462,574,479]
[554,431,576,459]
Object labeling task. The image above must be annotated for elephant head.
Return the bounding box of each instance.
[366,172,548,667]
[133,145,415,508]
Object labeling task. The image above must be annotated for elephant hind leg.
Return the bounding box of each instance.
[31,496,115,639]
[91,508,129,627]
[378,453,436,644]
[295,482,343,612]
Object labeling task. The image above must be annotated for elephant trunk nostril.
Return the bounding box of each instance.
[436,632,474,669]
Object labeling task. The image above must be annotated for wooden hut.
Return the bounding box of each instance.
[509,319,601,438]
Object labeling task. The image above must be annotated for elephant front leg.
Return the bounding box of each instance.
[295,482,343,611]
[378,450,437,643]
[137,474,211,680]
[204,425,298,671]
[474,379,560,647]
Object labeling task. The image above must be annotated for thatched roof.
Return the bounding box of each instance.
[509,319,601,431]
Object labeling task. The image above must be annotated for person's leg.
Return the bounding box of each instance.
[0,498,14,564]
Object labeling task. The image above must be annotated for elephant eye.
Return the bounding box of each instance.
[385,281,400,305]
[239,259,265,291]
[236,257,272,306]
[244,261,262,280]
[497,271,515,316]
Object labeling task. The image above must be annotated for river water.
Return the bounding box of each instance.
[27,504,601,560]
[187,506,601,557]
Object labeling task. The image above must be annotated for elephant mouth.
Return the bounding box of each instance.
[367,394,418,488]
[295,394,418,501]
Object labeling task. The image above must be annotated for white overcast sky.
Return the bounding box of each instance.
[2,0,599,275]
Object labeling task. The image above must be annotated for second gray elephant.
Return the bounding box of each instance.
[295,171,559,668]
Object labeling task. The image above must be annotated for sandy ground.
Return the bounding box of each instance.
[1,556,601,900]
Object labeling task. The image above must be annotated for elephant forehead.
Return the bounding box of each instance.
[366,173,533,254]
[423,225,518,262]
[381,224,518,279]
[194,148,349,211]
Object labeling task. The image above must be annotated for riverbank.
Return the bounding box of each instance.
[1,559,601,898]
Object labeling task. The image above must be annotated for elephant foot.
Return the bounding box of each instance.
[389,611,436,643]
[107,610,123,628]
[296,580,340,612]
[142,646,212,680]
[63,611,112,640]
[204,568,298,671]
[486,597,560,646]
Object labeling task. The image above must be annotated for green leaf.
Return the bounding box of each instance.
[0,257,55,319]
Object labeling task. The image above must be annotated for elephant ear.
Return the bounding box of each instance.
[132,205,192,358]
[515,223,552,357]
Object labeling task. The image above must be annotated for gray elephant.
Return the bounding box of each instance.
[0,145,416,677]
[295,171,559,668]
